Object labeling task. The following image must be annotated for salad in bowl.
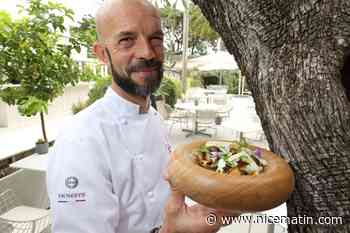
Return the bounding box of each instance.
[167,138,294,212]
[194,138,267,175]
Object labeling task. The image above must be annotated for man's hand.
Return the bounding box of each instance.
[161,160,239,233]
[160,189,235,233]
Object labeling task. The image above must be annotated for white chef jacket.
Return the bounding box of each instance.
[47,87,171,233]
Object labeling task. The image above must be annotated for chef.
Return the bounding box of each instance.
[47,0,235,232]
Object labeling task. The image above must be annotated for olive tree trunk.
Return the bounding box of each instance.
[192,0,350,232]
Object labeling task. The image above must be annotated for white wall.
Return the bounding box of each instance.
[0,82,90,128]
[0,101,8,128]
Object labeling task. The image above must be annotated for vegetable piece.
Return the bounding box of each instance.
[216,158,226,173]
[194,140,267,175]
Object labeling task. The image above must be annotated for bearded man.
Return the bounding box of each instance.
[47,1,235,232]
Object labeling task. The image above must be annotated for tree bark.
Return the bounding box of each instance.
[40,111,48,143]
[192,0,350,232]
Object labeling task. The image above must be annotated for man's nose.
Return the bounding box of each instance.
[135,38,156,60]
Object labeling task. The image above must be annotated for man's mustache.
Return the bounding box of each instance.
[127,59,162,73]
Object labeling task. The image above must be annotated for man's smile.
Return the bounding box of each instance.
[134,68,157,78]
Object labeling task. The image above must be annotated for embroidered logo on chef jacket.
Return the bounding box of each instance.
[65,176,79,189]
[57,176,86,203]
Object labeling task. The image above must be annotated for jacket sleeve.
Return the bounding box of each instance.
[46,136,119,233]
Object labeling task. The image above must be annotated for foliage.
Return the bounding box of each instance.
[224,72,240,94]
[79,66,105,82]
[201,70,240,94]
[186,70,203,88]
[36,138,46,144]
[18,96,48,117]
[0,11,9,83]
[72,76,112,114]
[0,10,11,23]
[201,74,219,87]
[0,0,81,109]
[86,76,111,105]
[160,1,219,60]
[155,77,181,107]
[70,15,96,47]
[160,3,183,51]
[172,78,183,99]
[189,4,219,55]
[0,0,81,140]
[71,100,88,114]
[70,14,96,57]
[188,77,202,88]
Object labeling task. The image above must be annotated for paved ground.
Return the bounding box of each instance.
[0,115,71,161]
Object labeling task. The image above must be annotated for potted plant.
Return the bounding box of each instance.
[0,0,81,152]
[35,138,49,154]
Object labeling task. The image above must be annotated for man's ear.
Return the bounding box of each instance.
[93,42,108,64]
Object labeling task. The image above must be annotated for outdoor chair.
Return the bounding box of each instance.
[0,189,51,233]
[184,88,205,102]
[211,94,227,105]
[217,104,233,120]
[156,100,192,135]
[196,109,218,135]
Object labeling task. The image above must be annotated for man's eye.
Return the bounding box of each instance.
[151,37,163,47]
[119,38,134,47]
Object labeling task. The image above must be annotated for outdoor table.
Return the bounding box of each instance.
[203,89,227,95]
[221,116,264,141]
[175,102,221,137]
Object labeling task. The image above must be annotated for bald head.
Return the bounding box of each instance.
[95,0,159,42]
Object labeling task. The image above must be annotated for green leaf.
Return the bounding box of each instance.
[198,144,209,153]
[18,96,48,117]
[0,0,81,135]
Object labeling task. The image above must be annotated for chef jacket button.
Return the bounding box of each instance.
[147,191,154,198]
[135,154,143,161]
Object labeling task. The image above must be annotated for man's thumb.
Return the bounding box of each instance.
[166,189,185,215]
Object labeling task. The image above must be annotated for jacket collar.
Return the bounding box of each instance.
[104,87,143,116]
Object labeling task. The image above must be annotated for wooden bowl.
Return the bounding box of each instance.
[167,140,294,213]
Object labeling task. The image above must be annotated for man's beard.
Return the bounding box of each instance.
[105,48,163,97]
